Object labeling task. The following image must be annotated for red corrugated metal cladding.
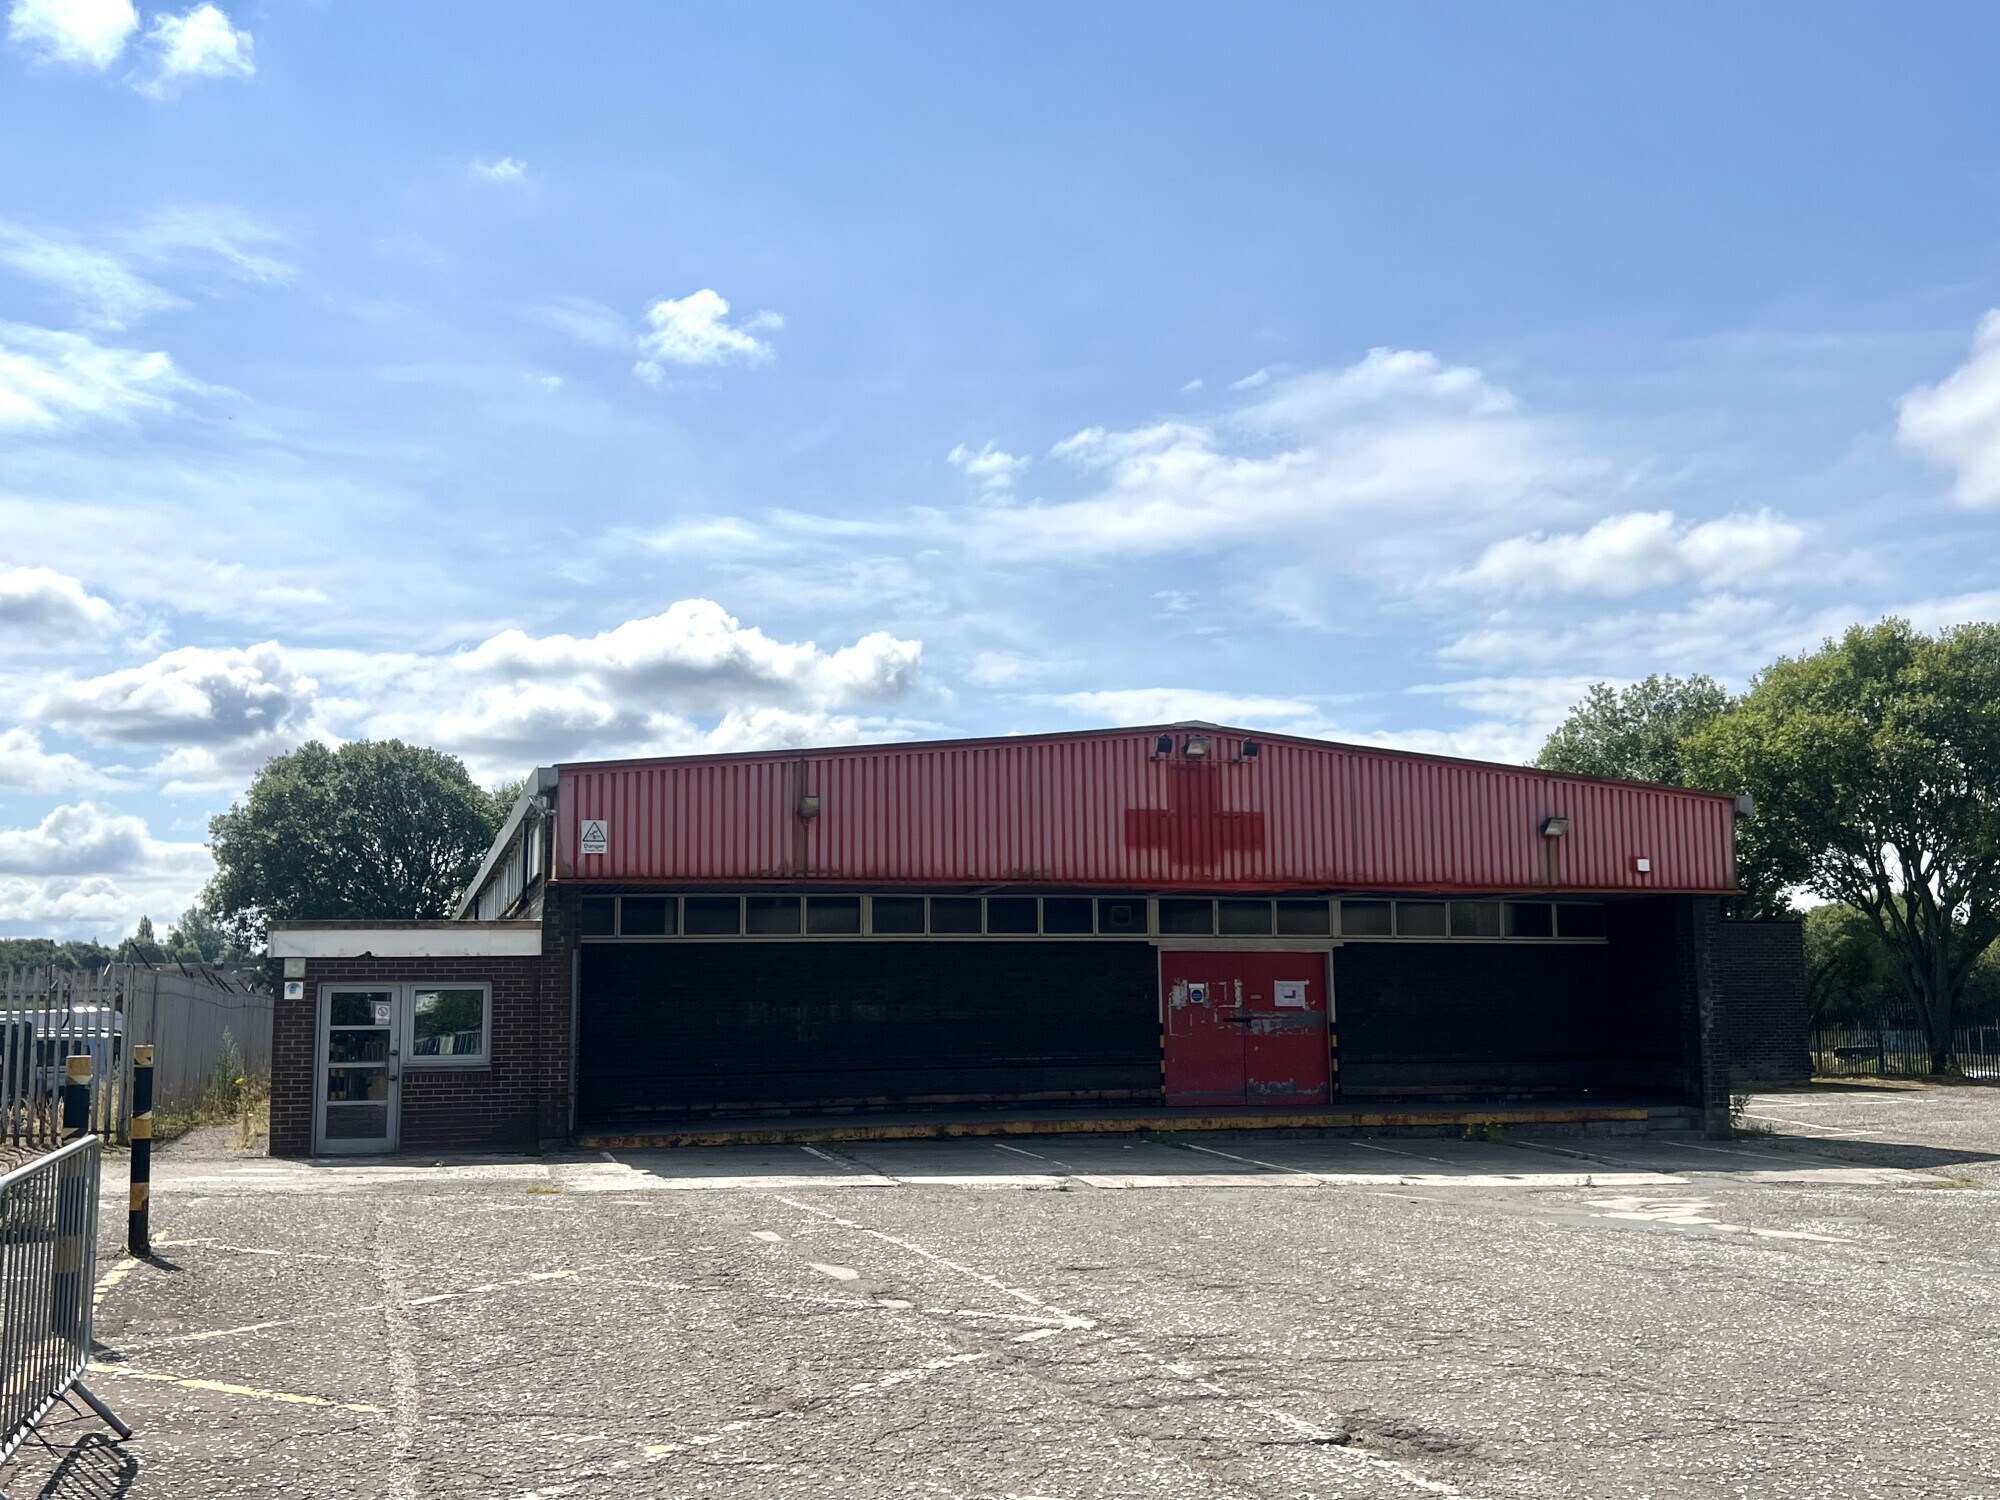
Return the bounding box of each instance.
[554,726,1739,894]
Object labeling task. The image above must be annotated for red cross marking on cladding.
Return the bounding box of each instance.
[1124,765,1267,870]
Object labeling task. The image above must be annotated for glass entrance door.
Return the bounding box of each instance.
[317,987,400,1153]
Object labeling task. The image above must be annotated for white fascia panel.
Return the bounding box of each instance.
[268,925,543,959]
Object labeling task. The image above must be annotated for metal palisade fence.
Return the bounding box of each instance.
[0,965,272,1151]
[1812,1025,2000,1080]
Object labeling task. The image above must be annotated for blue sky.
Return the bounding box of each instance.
[4,2,2000,939]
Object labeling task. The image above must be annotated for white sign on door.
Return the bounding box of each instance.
[580,818,608,855]
[373,1000,393,1025]
[1274,980,1308,1009]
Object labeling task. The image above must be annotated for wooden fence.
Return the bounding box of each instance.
[0,965,271,1149]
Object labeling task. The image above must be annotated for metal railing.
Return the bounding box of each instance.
[1811,1025,2000,1079]
[0,1136,127,1467]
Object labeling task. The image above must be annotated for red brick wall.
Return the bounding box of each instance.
[270,892,576,1156]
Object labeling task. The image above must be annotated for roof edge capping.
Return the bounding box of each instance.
[552,723,1741,802]
[452,766,558,922]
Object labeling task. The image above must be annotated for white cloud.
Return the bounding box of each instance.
[1450,509,1807,597]
[471,156,529,184]
[969,349,1604,580]
[1044,688,1321,727]
[0,324,193,430]
[0,223,179,328]
[131,205,290,282]
[286,599,925,774]
[34,642,314,746]
[6,0,135,68]
[0,565,117,637]
[1441,594,1850,679]
[0,727,117,792]
[966,650,1055,687]
[456,599,918,713]
[633,289,780,379]
[1230,368,1272,390]
[947,442,1028,492]
[1898,309,2000,508]
[136,3,252,95]
[0,801,206,878]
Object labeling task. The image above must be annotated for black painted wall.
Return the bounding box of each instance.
[579,941,1161,1122]
[1336,915,1688,1099]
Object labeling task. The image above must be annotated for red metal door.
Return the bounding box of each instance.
[1237,953,1330,1105]
[1162,952,1329,1107]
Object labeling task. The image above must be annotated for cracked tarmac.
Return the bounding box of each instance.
[7,1083,2000,1499]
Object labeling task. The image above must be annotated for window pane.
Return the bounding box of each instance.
[871,896,926,934]
[580,897,616,936]
[930,897,982,934]
[327,1030,388,1063]
[1396,901,1448,937]
[1098,898,1149,935]
[1450,901,1503,938]
[745,896,801,935]
[325,1067,388,1102]
[329,991,391,1027]
[1218,899,1273,936]
[1043,897,1093,934]
[1157,898,1213,935]
[1505,902,1554,938]
[805,896,861,935]
[684,897,742,935]
[620,896,671,936]
[1276,900,1331,936]
[412,988,486,1057]
[1339,901,1392,936]
[987,897,1038,934]
[1557,903,1608,938]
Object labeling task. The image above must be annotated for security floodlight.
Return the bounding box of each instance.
[1241,739,1261,759]
[1155,734,1174,756]
[1183,735,1211,759]
[1540,815,1571,838]
[797,794,822,820]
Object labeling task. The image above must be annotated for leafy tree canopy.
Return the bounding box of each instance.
[1535,674,1732,785]
[204,740,510,947]
[1688,619,2000,1071]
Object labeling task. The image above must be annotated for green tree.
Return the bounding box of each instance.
[1536,674,1732,785]
[1802,903,1899,1028]
[1689,619,2000,1073]
[204,740,510,948]
[0,937,115,972]
[115,914,166,965]
[165,905,241,963]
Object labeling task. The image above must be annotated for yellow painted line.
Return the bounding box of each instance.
[86,1361,386,1415]
[93,1254,142,1309]
[578,1105,1653,1150]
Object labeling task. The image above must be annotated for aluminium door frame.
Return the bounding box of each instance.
[312,983,402,1156]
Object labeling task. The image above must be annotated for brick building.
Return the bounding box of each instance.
[266,724,1808,1156]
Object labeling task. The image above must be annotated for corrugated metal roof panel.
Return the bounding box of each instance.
[552,725,1738,893]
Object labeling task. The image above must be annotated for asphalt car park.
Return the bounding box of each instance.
[7,1084,1998,1499]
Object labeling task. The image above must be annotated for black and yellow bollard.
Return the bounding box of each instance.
[62,1051,93,1139]
[53,1053,93,1338]
[129,1043,154,1258]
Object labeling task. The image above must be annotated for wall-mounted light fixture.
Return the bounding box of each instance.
[1154,733,1174,757]
[1632,855,1652,874]
[1733,793,1756,819]
[1241,739,1261,759]
[1183,734,1211,760]
[797,794,822,820]
[1540,815,1571,838]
